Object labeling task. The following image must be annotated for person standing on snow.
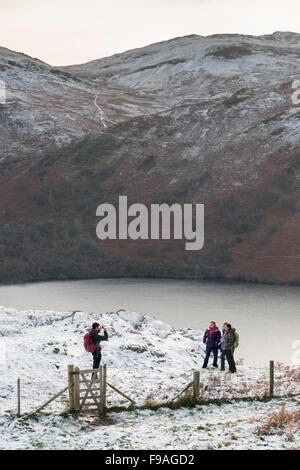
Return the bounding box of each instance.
[220,322,228,371]
[202,321,221,368]
[221,322,237,373]
[89,322,108,374]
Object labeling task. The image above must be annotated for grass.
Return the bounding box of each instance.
[256,403,300,442]
[84,393,300,416]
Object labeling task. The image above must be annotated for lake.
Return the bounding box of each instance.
[0,278,299,366]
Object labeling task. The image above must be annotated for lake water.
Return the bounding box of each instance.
[0,278,299,366]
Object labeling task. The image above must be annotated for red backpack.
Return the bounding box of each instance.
[84,332,96,353]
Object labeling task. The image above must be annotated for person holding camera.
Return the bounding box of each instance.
[89,322,108,372]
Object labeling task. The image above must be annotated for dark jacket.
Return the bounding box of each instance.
[223,327,236,350]
[203,328,221,349]
[90,328,108,349]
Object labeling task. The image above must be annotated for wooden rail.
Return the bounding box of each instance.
[107,382,135,404]
[16,361,278,417]
[34,386,69,414]
[171,371,200,402]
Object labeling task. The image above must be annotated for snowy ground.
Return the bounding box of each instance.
[1,398,300,450]
[0,306,299,450]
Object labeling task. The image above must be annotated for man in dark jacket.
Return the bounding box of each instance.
[220,323,226,371]
[90,322,108,373]
[222,323,236,373]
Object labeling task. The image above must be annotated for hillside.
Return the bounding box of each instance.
[0,307,299,450]
[0,33,299,284]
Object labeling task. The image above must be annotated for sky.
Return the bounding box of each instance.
[0,0,299,66]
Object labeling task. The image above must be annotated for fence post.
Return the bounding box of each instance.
[100,365,107,415]
[103,364,107,409]
[269,361,274,397]
[17,378,21,417]
[68,365,75,411]
[193,371,200,399]
[74,366,80,411]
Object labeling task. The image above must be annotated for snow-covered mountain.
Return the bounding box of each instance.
[1,32,299,162]
[0,33,300,285]
[62,31,300,95]
[0,46,166,163]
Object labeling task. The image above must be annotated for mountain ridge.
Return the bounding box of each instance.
[0,32,299,284]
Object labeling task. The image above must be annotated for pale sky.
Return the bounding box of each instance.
[0,0,299,66]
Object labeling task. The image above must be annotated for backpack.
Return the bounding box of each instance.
[233,330,239,348]
[84,332,96,353]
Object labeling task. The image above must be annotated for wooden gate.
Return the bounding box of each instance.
[68,364,135,415]
[68,364,107,415]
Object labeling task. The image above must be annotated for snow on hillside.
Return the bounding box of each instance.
[0,46,166,162]
[0,306,299,449]
[0,306,205,414]
[62,32,300,96]
[1,32,300,162]
[1,398,300,450]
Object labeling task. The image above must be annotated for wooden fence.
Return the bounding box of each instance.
[16,361,279,417]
